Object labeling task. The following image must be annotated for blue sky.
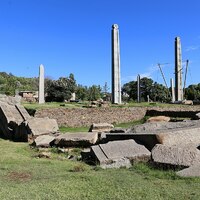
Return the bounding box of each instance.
[0,0,200,89]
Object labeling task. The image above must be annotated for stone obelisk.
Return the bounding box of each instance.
[39,64,45,104]
[170,78,175,103]
[137,74,141,103]
[175,37,183,101]
[111,24,121,104]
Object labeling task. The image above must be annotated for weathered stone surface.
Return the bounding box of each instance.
[15,104,31,121]
[147,116,170,123]
[176,164,200,177]
[182,100,193,105]
[105,133,158,151]
[0,102,26,140]
[195,112,200,119]
[131,121,199,133]
[0,97,59,142]
[91,139,151,168]
[33,135,55,147]
[27,117,59,138]
[0,94,21,105]
[54,132,98,147]
[89,123,114,133]
[130,121,200,148]
[152,144,200,167]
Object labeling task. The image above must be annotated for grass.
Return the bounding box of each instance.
[0,139,199,200]
[114,118,147,128]
[23,101,86,110]
[23,101,190,110]
[59,126,89,133]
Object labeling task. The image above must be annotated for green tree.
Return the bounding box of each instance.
[122,77,170,102]
[46,73,77,102]
[76,85,88,101]
[87,85,101,101]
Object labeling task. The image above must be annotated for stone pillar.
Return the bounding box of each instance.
[112,24,121,104]
[170,78,175,103]
[137,74,141,103]
[175,37,183,101]
[39,64,45,104]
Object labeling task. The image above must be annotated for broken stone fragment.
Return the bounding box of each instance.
[27,117,59,138]
[89,123,114,132]
[176,164,200,177]
[33,135,55,148]
[54,132,98,147]
[91,139,151,168]
[147,116,170,123]
[151,144,200,167]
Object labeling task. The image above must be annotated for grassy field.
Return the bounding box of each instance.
[0,139,199,200]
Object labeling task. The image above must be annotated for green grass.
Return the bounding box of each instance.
[23,101,191,111]
[0,139,199,200]
[23,101,86,110]
[59,126,89,133]
[114,119,146,128]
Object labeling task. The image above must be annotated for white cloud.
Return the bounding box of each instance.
[185,45,200,52]
[122,64,160,83]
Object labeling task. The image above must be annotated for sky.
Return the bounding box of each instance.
[0,0,200,89]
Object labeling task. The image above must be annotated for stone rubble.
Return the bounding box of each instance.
[0,96,58,142]
[0,95,200,175]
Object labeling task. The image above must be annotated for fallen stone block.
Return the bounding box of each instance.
[176,164,200,177]
[105,133,158,151]
[147,116,170,123]
[33,135,55,148]
[131,121,199,133]
[27,117,59,138]
[91,139,151,168]
[0,102,26,139]
[152,144,200,167]
[129,121,200,148]
[155,127,200,147]
[54,132,98,147]
[89,123,114,133]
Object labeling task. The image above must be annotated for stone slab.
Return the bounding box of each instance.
[15,104,31,121]
[34,135,55,147]
[54,132,98,147]
[152,144,200,167]
[27,117,59,137]
[105,133,158,151]
[91,139,151,167]
[89,123,114,132]
[125,121,200,149]
[147,116,170,123]
[176,164,200,177]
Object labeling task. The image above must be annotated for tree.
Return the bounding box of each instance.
[122,81,137,101]
[76,85,88,101]
[185,84,200,100]
[46,73,77,102]
[122,77,170,102]
[87,85,101,101]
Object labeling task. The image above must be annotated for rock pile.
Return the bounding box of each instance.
[0,95,58,142]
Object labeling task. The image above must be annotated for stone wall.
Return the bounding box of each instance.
[34,105,200,127]
[35,107,146,127]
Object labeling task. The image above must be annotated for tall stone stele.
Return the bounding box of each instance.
[111,24,121,104]
[175,37,183,101]
[39,64,45,104]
